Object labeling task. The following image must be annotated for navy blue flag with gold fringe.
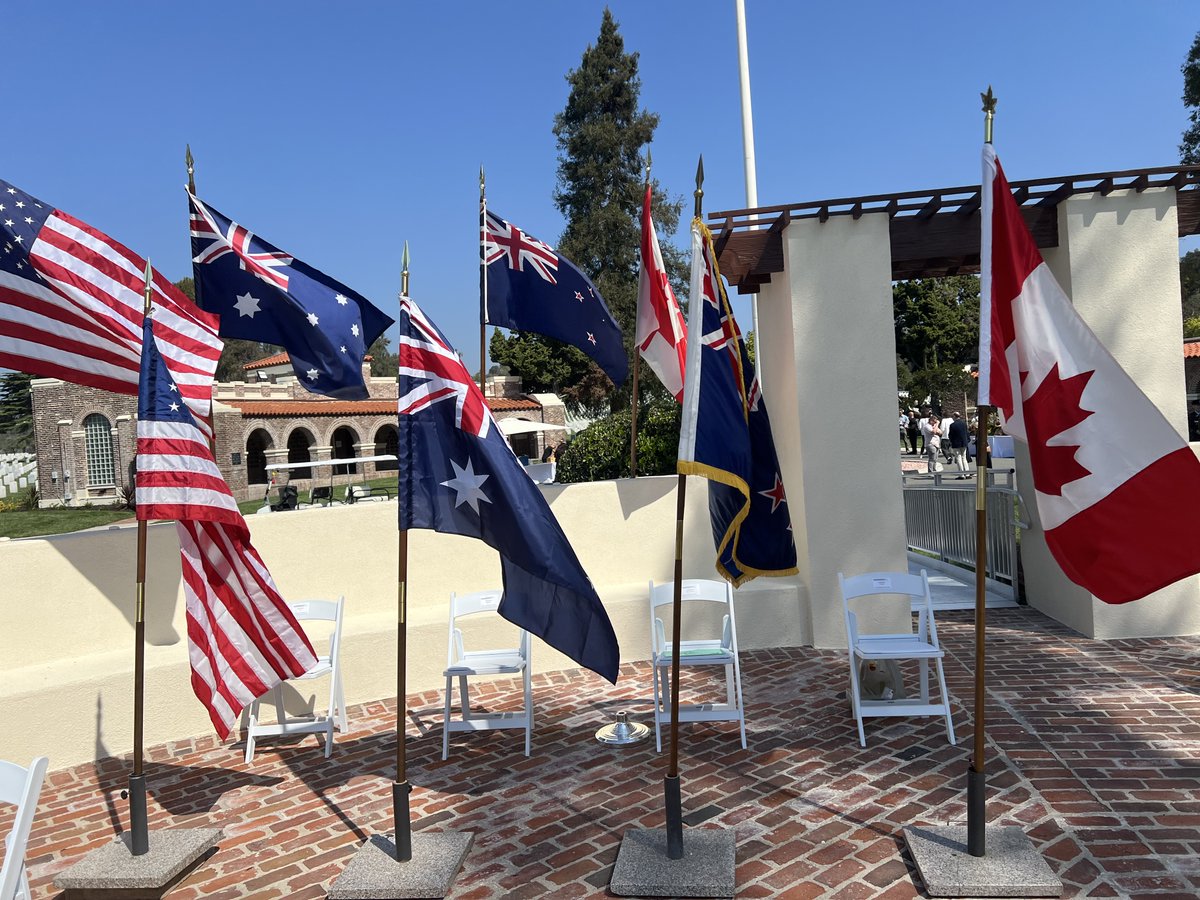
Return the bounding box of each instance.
[677,219,797,585]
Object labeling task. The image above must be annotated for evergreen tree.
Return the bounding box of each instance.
[0,371,33,451]
[893,275,980,412]
[490,8,686,413]
[1182,31,1200,164]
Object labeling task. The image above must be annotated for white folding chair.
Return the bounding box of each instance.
[648,579,747,752]
[245,597,347,764]
[840,570,956,747]
[0,756,48,900]
[442,590,532,760]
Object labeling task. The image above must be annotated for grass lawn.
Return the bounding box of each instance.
[0,506,133,539]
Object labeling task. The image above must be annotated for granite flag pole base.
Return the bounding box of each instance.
[610,827,736,898]
[328,832,473,899]
[54,827,223,899]
[904,825,1062,898]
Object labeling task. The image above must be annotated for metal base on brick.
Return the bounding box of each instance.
[327,832,473,899]
[610,827,736,898]
[54,827,222,899]
[904,825,1063,898]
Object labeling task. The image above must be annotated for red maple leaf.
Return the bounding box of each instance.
[1022,363,1095,496]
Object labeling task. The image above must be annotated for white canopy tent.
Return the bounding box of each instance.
[496,418,565,436]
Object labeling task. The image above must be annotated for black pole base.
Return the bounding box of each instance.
[127,773,149,856]
[664,775,683,860]
[392,780,413,862]
[967,766,986,857]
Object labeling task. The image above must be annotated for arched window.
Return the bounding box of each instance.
[246,429,273,485]
[374,425,398,471]
[286,429,314,480]
[332,426,359,476]
[83,414,115,486]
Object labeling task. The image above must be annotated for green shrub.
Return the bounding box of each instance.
[556,401,682,483]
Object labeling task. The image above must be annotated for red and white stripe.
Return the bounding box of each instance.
[0,208,221,418]
[176,520,318,739]
[136,419,242,524]
[637,184,688,401]
[189,192,292,290]
[979,142,1200,604]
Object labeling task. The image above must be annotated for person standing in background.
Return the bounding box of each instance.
[920,412,942,474]
[948,411,970,477]
[899,408,911,453]
[907,408,922,456]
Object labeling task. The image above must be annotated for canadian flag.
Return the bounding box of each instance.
[637,183,688,401]
[979,143,1200,604]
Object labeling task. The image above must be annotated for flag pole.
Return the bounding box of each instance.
[394,241,414,862]
[968,86,998,859]
[664,155,705,861]
[479,166,488,394]
[629,150,650,479]
[127,261,155,857]
[185,147,203,313]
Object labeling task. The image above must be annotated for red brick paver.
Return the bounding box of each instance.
[10,607,1200,898]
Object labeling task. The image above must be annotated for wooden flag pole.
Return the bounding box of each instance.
[394,241,414,862]
[664,155,705,861]
[968,86,998,859]
[479,166,488,394]
[629,149,651,479]
[126,261,155,857]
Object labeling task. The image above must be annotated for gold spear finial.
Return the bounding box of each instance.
[981,86,997,145]
[185,145,195,194]
[480,164,485,199]
[645,147,652,185]
[401,241,410,297]
[142,259,154,316]
[693,155,704,219]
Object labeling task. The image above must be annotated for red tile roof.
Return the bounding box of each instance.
[1186,339,1200,358]
[244,352,291,370]
[488,397,541,410]
[243,351,372,370]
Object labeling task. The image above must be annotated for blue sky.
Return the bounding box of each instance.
[5,2,1198,372]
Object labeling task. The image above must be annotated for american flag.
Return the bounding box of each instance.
[137,311,317,738]
[0,178,221,420]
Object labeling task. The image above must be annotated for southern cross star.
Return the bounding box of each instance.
[307,312,320,327]
[351,324,359,337]
[306,368,319,380]
[440,458,491,514]
[335,293,348,305]
[234,292,260,318]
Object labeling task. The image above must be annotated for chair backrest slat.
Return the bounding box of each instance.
[0,756,48,900]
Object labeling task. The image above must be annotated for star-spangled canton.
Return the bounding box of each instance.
[398,295,620,683]
[189,190,393,401]
[482,207,628,386]
[136,309,317,739]
[0,178,221,422]
[677,219,797,586]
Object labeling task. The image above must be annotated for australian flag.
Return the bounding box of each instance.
[397,295,620,683]
[189,190,393,400]
[482,208,628,386]
[678,219,797,585]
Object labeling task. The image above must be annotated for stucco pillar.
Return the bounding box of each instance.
[761,212,908,648]
[1024,187,1200,638]
[353,442,375,478]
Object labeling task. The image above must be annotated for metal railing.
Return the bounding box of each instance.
[901,469,1027,600]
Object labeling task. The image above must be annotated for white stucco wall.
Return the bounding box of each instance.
[763,212,909,647]
[1023,187,1200,637]
[0,476,803,770]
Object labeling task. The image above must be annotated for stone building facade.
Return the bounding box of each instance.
[31,356,568,506]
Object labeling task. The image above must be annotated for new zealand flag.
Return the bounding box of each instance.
[397,295,620,682]
[189,190,393,400]
[678,220,797,585]
[482,207,628,386]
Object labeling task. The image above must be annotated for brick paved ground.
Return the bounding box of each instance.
[9,606,1200,898]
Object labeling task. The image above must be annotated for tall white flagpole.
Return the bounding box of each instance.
[734,0,762,376]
